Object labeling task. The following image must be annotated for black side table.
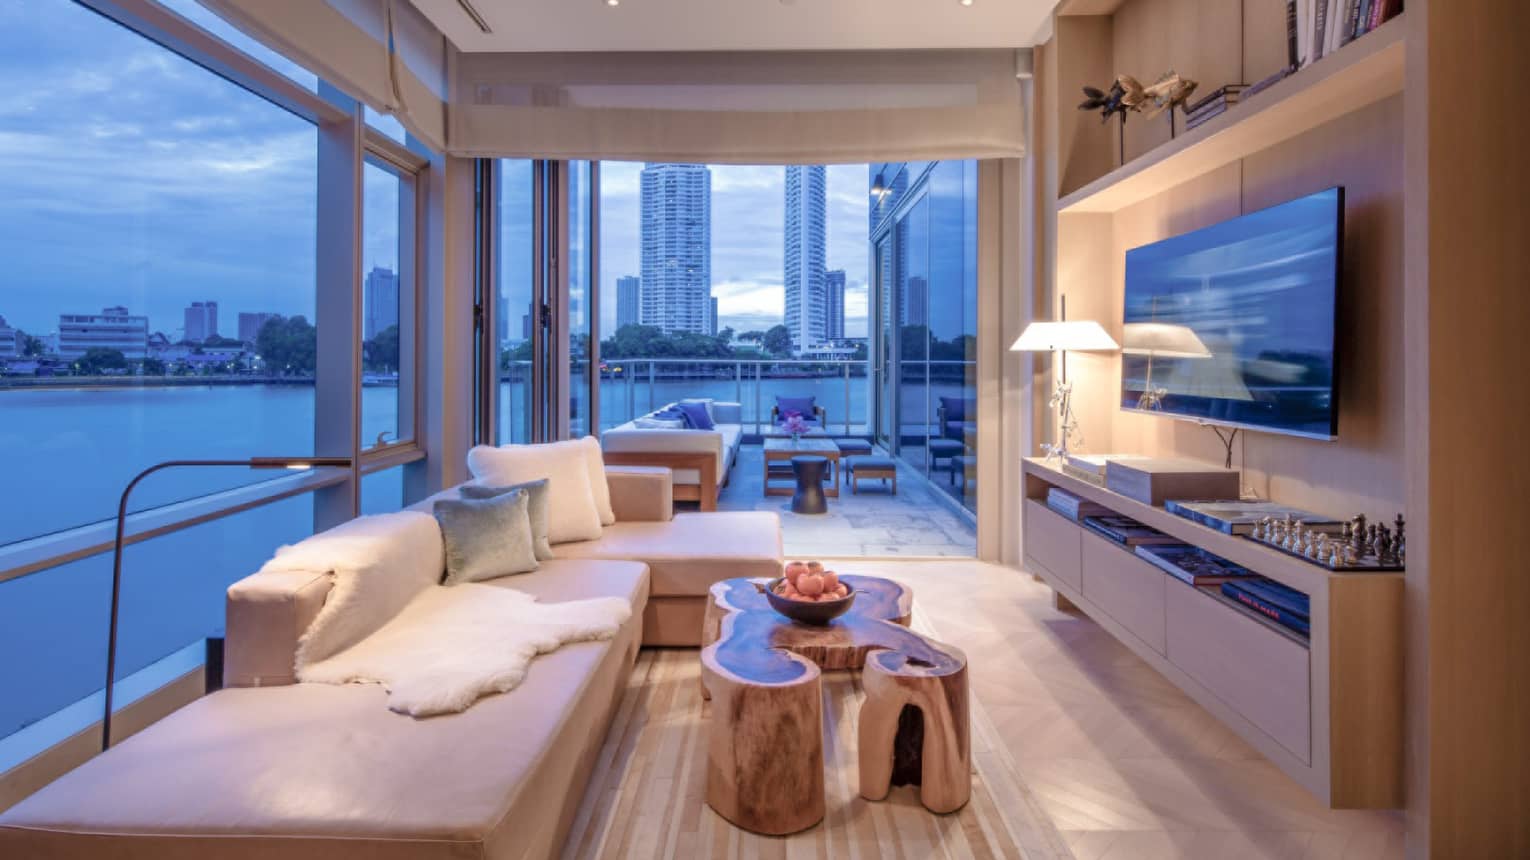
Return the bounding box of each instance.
[790,456,830,514]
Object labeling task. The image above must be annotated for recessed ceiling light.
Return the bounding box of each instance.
[960,0,974,5]
[606,0,619,6]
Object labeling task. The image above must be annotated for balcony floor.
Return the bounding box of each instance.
[714,443,977,558]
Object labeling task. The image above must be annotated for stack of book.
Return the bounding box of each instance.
[1288,0,1404,72]
[1182,86,1246,131]
[1045,487,1111,522]
[1081,514,1181,547]
[1221,577,1311,637]
[1134,544,1256,587]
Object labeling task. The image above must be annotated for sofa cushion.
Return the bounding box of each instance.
[554,512,782,597]
[461,478,554,560]
[0,560,649,860]
[433,490,539,585]
[467,443,603,544]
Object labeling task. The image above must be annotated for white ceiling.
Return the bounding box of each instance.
[411,0,1056,53]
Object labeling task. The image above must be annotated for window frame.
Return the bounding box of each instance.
[0,0,429,583]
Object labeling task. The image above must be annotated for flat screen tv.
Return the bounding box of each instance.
[1121,186,1343,440]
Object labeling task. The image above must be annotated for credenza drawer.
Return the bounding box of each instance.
[1166,582,1312,763]
[1080,532,1167,654]
[1023,499,1082,590]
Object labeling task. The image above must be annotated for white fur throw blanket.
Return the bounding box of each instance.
[258,511,631,716]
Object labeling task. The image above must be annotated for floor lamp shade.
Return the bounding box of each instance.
[1010,320,1119,353]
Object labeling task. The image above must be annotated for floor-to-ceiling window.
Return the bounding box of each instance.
[567,162,595,437]
[494,160,537,445]
[871,161,978,513]
[0,0,427,771]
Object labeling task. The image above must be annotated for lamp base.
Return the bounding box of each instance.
[1041,379,1083,463]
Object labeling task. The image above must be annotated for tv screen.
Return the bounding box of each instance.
[1121,186,1343,440]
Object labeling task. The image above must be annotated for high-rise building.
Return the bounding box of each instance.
[784,165,827,353]
[58,306,148,359]
[902,276,929,328]
[615,275,641,330]
[238,312,280,346]
[823,269,846,341]
[183,301,218,343]
[709,295,719,336]
[364,266,400,340]
[639,163,711,335]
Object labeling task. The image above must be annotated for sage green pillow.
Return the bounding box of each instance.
[462,478,555,560]
[433,489,539,585]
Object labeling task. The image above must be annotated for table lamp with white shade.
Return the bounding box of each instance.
[1011,304,1119,461]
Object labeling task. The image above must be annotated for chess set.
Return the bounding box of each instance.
[1249,513,1405,571]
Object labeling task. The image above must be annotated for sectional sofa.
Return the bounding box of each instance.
[601,400,744,511]
[0,464,781,859]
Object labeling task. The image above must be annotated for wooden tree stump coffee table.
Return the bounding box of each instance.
[699,575,969,835]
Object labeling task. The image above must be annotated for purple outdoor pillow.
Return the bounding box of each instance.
[674,400,715,431]
[775,396,817,419]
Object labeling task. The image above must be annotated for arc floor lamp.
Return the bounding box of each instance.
[103,456,351,752]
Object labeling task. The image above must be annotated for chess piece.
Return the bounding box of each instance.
[1395,515,1406,564]
[1351,514,1368,553]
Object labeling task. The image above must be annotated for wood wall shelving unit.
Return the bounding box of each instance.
[1059,14,1406,213]
[1026,0,1411,812]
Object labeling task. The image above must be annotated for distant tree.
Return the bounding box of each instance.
[363,325,400,373]
[737,330,765,344]
[600,324,733,360]
[20,333,45,357]
[72,348,128,376]
[140,357,167,376]
[202,335,244,348]
[717,327,735,344]
[762,324,793,357]
[256,315,317,376]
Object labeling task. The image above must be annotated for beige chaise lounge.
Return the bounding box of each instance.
[0,466,781,859]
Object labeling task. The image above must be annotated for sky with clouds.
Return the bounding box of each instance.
[0,0,871,342]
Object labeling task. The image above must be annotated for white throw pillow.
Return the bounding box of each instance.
[467,443,603,544]
[634,417,685,430]
[571,436,616,526]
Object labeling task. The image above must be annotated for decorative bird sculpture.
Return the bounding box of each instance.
[1078,80,1129,124]
[1080,72,1199,124]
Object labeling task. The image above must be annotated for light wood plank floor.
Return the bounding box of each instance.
[820,560,1406,860]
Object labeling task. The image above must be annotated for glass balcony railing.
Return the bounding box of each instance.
[591,358,871,435]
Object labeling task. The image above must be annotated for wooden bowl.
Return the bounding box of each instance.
[762,577,857,625]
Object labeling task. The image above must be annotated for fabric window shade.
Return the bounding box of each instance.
[197,0,448,151]
[450,50,1026,163]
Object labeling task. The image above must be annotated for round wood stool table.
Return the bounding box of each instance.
[698,576,969,835]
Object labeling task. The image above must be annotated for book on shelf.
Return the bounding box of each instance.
[1182,85,1246,116]
[1045,487,1111,522]
[1292,0,1401,71]
[1244,68,1291,100]
[1081,514,1182,547]
[1135,544,1255,586]
[1185,105,1227,131]
[1164,499,1345,535]
[1060,453,1146,487]
[1221,578,1311,637]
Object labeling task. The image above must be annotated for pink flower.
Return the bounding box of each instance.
[781,413,811,435]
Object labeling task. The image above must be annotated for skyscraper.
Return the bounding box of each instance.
[784,165,827,354]
[238,312,279,346]
[903,276,929,328]
[709,295,719,336]
[639,164,711,335]
[615,275,640,330]
[364,266,399,340]
[823,269,846,341]
[183,301,218,343]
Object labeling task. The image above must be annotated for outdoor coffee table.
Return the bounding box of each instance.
[762,436,841,498]
[698,576,969,835]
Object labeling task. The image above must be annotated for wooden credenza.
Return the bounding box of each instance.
[1021,458,1403,809]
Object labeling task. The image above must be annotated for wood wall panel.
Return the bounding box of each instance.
[1112,0,1244,164]
[1055,16,1116,197]
[1084,95,1405,522]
